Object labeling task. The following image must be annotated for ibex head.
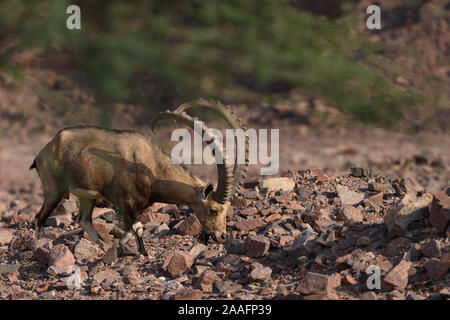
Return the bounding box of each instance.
[152,99,249,243]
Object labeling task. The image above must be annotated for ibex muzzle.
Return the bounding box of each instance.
[30,99,248,256]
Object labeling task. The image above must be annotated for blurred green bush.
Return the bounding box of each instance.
[0,0,422,126]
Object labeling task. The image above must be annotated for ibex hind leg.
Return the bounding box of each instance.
[78,198,100,243]
[35,192,63,239]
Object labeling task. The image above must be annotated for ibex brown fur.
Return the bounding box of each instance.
[30,99,248,256]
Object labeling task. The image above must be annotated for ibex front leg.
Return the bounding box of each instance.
[117,209,148,256]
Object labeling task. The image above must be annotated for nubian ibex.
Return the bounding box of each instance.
[30,99,249,256]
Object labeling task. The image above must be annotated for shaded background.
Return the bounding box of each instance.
[0,0,449,201]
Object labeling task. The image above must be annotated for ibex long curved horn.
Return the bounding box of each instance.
[151,111,234,204]
[174,98,249,198]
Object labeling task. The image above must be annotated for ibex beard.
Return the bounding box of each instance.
[30,99,248,256]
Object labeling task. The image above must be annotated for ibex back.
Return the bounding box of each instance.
[30,99,248,256]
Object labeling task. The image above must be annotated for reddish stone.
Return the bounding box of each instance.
[337,205,363,224]
[423,253,450,280]
[235,218,265,232]
[368,182,386,193]
[249,265,272,282]
[264,213,281,223]
[48,244,75,273]
[173,214,203,236]
[244,235,270,258]
[138,210,171,225]
[193,270,220,291]
[429,191,450,232]
[231,197,249,210]
[364,193,383,207]
[295,272,341,297]
[383,260,411,290]
[0,228,14,245]
[421,240,441,258]
[174,289,203,300]
[162,251,194,277]
[239,207,258,217]
[10,206,34,225]
[32,239,53,264]
[289,201,305,211]
[316,174,331,183]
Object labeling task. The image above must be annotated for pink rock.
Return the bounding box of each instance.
[48,244,75,273]
[0,228,14,245]
[364,193,383,207]
[429,191,450,233]
[138,210,171,225]
[244,235,270,258]
[295,272,341,297]
[32,239,53,264]
[231,197,249,210]
[174,214,203,236]
[423,253,450,280]
[337,205,363,224]
[249,265,272,282]
[239,207,258,217]
[383,260,411,290]
[235,218,265,232]
[193,270,220,291]
[162,251,193,277]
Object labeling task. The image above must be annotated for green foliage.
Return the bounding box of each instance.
[0,0,423,125]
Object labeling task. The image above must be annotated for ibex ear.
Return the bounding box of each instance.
[202,183,214,200]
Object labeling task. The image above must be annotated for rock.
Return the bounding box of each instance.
[48,244,75,273]
[336,185,364,205]
[285,229,318,259]
[74,238,100,261]
[59,197,78,214]
[239,207,258,216]
[137,210,171,225]
[225,238,245,255]
[103,246,119,264]
[155,223,170,236]
[315,231,336,247]
[174,214,202,236]
[193,270,220,291]
[421,240,441,258]
[383,260,411,290]
[0,264,20,274]
[316,174,331,183]
[392,178,416,196]
[10,206,34,225]
[231,197,249,209]
[240,189,259,199]
[249,265,272,282]
[423,253,450,280]
[384,237,411,257]
[360,291,377,300]
[337,205,363,224]
[93,269,120,284]
[260,177,295,193]
[406,293,426,300]
[162,251,194,277]
[356,236,371,247]
[213,280,234,295]
[429,191,450,233]
[32,239,53,264]
[123,265,140,284]
[46,214,72,228]
[189,243,208,260]
[0,228,13,245]
[174,289,203,300]
[243,235,270,258]
[368,182,386,193]
[235,218,265,232]
[363,193,383,207]
[350,167,375,177]
[384,193,433,235]
[295,272,341,297]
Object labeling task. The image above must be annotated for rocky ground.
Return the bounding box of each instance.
[0,168,449,300]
